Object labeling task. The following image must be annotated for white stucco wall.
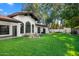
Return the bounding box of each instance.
[13,15,49,35]
[0,21,20,37]
[0,15,49,37]
[36,26,49,34]
[64,27,71,33]
[49,27,71,34]
[13,15,37,36]
[50,29,64,33]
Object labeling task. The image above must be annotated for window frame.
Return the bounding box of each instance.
[20,23,24,34]
[0,25,9,35]
[32,24,34,33]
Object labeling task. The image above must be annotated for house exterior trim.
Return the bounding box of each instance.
[7,11,38,21]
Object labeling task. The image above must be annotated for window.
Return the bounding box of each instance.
[38,27,40,33]
[42,28,46,34]
[26,22,31,33]
[20,23,24,33]
[0,25,9,35]
[32,24,34,33]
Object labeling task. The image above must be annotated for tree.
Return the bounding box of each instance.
[22,3,51,24]
[60,3,79,28]
[22,3,64,28]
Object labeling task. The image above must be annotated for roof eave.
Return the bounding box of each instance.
[35,24,47,27]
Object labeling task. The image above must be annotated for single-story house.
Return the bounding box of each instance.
[0,11,49,37]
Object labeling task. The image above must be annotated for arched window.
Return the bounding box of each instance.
[20,23,24,33]
[26,22,31,33]
[32,24,34,33]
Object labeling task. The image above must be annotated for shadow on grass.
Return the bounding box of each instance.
[51,33,79,56]
[0,33,79,56]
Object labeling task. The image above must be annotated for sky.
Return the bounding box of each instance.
[0,3,22,16]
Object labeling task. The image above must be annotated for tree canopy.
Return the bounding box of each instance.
[60,3,79,28]
[22,3,79,28]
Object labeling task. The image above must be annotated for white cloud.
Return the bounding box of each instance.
[0,9,3,12]
[7,3,14,6]
[0,9,8,15]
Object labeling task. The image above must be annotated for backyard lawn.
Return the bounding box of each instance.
[0,33,79,56]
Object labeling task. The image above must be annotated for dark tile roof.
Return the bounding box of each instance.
[7,11,38,21]
[0,15,21,23]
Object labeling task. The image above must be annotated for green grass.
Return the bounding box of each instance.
[0,33,79,56]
